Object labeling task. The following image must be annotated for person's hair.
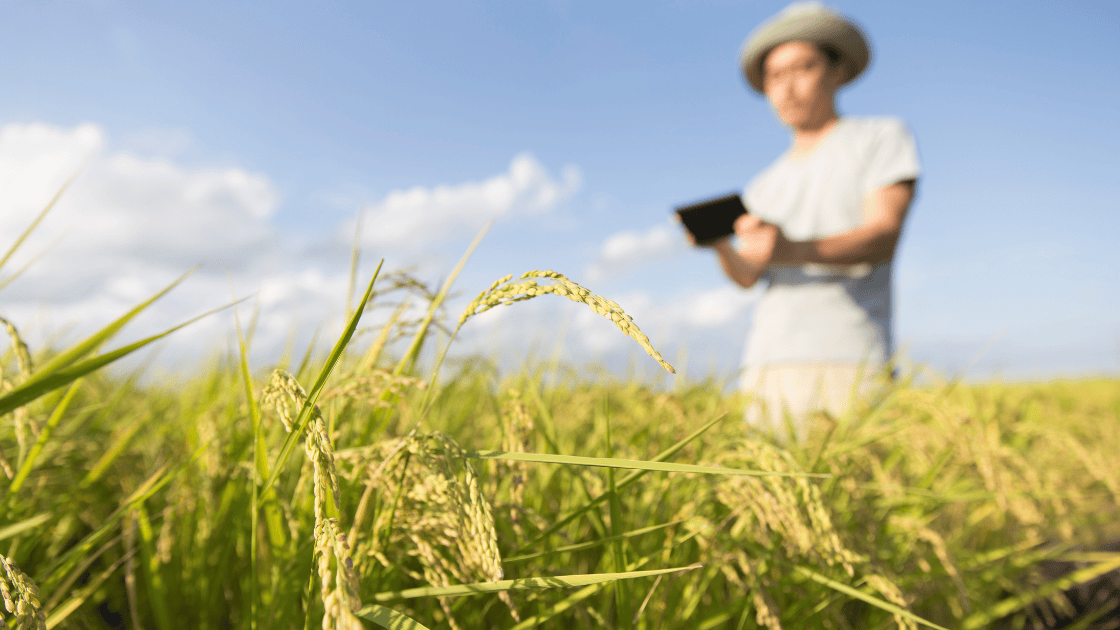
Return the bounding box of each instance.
[760,42,844,73]
[817,44,842,67]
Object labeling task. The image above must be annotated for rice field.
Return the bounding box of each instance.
[2,213,1119,629]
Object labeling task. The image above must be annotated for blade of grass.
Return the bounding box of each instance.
[44,549,135,629]
[0,512,51,542]
[464,450,826,478]
[395,218,492,378]
[22,269,196,381]
[8,379,82,495]
[0,295,243,417]
[961,554,1120,630]
[0,170,78,273]
[357,605,433,630]
[366,564,702,603]
[503,521,681,564]
[791,565,950,630]
[514,412,728,554]
[604,398,634,630]
[264,264,381,492]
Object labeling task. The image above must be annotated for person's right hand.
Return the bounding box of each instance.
[732,214,780,268]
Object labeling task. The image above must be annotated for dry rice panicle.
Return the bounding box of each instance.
[262,369,363,630]
[0,554,46,630]
[458,271,675,374]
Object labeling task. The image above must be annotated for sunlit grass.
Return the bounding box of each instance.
[1,196,1118,629]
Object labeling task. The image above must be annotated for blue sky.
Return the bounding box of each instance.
[1,0,1117,384]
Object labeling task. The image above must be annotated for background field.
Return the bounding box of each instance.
[2,264,1118,630]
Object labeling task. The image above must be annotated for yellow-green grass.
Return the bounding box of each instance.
[2,273,1117,629]
[2,200,1118,629]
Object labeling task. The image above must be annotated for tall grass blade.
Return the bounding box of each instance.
[8,379,82,494]
[961,554,1120,630]
[366,565,702,603]
[23,269,195,381]
[44,550,134,629]
[264,264,381,492]
[0,171,77,274]
[0,281,242,417]
[516,412,728,553]
[357,605,433,630]
[0,512,52,542]
[465,450,823,477]
[792,565,949,630]
[395,218,492,377]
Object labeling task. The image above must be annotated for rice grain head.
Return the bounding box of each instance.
[262,369,362,630]
[458,271,675,373]
[0,554,46,630]
[351,432,506,629]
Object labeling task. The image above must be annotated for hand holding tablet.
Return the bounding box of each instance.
[675,193,748,246]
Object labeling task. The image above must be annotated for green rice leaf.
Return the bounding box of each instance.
[516,412,728,553]
[0,172,75,274]
[466,450,828,477]
[8,379,82,494]
[357,605,433,630]
[365,564,701,604]
[961,554,1120,630]
[0,512,52,542]
[23,269,194,382]
[0,290,240,417]
[44,550,134,629]
[503,521,682,564]
[792,565,949,630]
[264,264,380,492]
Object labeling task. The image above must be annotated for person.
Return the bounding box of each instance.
[692,2,921,440]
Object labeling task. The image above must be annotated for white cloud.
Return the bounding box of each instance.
[0,123,595,378]
[0,122,761,384]
[0,122,331,369]
[355,153,581,250]
[585,222,684,281]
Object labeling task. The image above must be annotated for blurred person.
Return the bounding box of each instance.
[694,2,920,440]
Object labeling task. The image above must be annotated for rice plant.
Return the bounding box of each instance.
[1,194,1118,629]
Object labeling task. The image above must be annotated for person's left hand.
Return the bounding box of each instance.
[733,214,782,269]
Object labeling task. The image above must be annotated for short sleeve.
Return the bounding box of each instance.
[865,119,921,191]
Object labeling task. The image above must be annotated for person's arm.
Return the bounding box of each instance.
[771,179,917,265]
[710,214,779,288]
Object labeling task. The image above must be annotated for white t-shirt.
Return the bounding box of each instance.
[741,116,921,368]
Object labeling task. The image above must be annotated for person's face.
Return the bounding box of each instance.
[762,40,843,130]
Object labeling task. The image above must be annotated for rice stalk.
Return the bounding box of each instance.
[262,369,363,629]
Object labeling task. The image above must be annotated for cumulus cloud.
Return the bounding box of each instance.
[0,122,333,369]
[356,153,581,250]
[0,122,594,377]
[585,222,684,281]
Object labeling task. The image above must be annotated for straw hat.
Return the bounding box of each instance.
[739,1,871,94]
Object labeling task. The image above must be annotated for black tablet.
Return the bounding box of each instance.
[675,193,748,245]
